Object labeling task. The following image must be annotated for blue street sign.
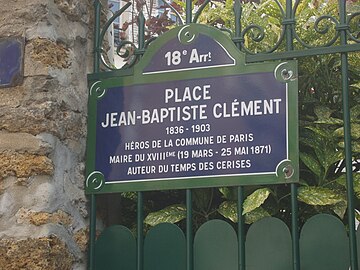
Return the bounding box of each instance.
[86,24,298,193]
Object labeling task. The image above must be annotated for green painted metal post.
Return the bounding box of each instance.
[136,15,145,270]
[186,0,192,24]
[89,1,101,269]
[138,11,145,53]
[284,1,300,270]
[93,0,101,73]
[89,194,97,270]
[338,1,358,269]
[291,185,300,270]
[137,192,144,270]
[233,0,242,51]
[341,53,358,270]
[233,2,245,268]
[237,187,245,270]
[284,0,294,51]
[186,189,193,270]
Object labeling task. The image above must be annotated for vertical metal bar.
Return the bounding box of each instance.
[186,0,192,24]
[186,189,193,270]
[135,14,146,269]
[233,0,242,51]
[234,3,245,268]
[138,11,145,52]
[89,194,97,270]
[234,3,245,267]
[93,0,101,73]
[341,53,358,270]
[136,13,145,269]
[291,184,300,270]
[285,0,300,268]
[137,192,144,270]
[237,186,245,270]
[285,0,294,51]
[89,2,101,269]
[338,1,358,269]
[285,1,300,269]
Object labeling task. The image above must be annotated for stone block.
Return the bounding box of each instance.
[0,131,51,154]
[16,208,72,226]
[54,0,90,23]
[0,101,85,140]
[0,236,74,270]
[31,38,70,68]
[0,152,53,180]
[73,227,89,252]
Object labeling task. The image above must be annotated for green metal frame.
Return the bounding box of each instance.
[88,0,360,269]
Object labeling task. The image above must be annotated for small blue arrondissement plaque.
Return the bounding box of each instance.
[0,38,23,88]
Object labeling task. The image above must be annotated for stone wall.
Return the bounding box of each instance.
[0,0,93,269]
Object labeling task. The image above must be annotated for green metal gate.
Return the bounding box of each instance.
[88,0,360,269]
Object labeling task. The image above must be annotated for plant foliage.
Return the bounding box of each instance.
[107,0,360,230]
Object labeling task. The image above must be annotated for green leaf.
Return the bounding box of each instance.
[318,149,344,173]
[334,124,360,139]
[144,204,186,226]
[314,118,343,125]
[314,105,333,120]
[218,201,271,224]
[218,187,237,200]
[218,201,237,222]
[338,141,360,153]
[332,200,347,219]
[193,188,212,212]
[336,174,360,198]
[121,192,137,201]
[301,128,343,170]
[304,126,332,139]
[245,207,271,224]
[298,186,344,206]
[354,141,360,153]
[313,106,342,125]
[351,105,360,121]
[301,127,344,174]
[352,124,360,139]
[299,152,322,178]
[243,188,271,215]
